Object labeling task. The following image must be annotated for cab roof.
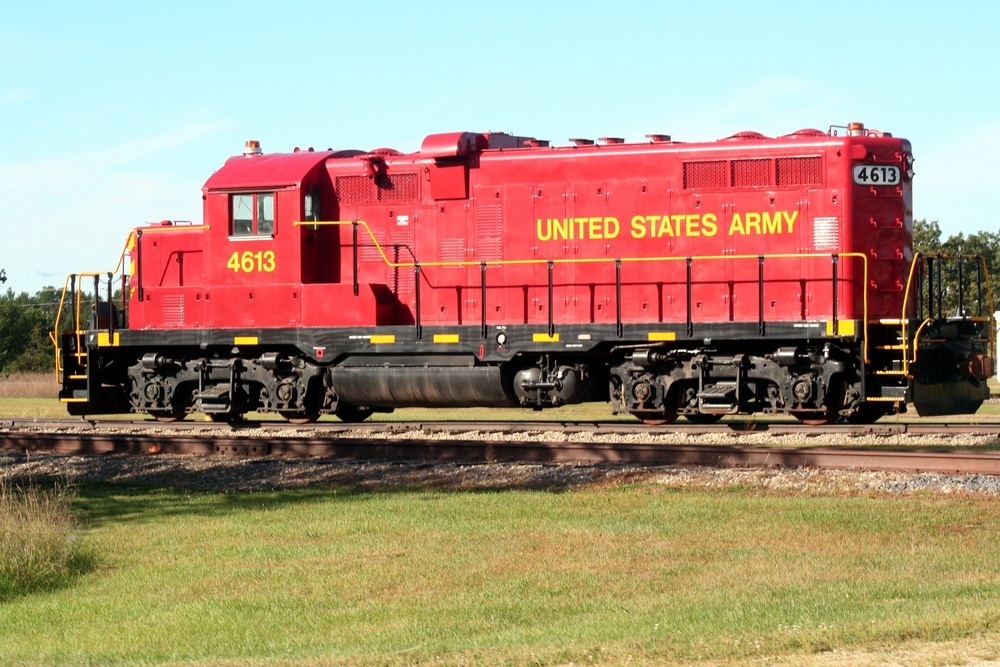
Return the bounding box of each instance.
[202,149,361,191]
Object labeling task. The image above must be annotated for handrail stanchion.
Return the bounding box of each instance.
[831,254,839,335]
[615,259,622,338]
[685,257,693,337]
[352,222,359,297]
[757,255,765,336]
[547,260,554,337]
[977,256,984,316]
[480,262,487,339]
[957,253,965,317]
[414,263,422,339]
[935,252,943,319]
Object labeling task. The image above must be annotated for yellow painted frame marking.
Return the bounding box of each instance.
[433,334,460,343]
[825,320,856,336]
[234,336,259,345]
[647,332,676,342]
[533,333,560,343]
[370,334,396,344]
[97,332,120,347]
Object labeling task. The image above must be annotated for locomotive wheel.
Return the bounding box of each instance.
[335,403,374,423]
[790,412,837,426]
[635,410,678,425]
[685,413,724,424]
[641,416,677,425]
[280,411,320,425]
[846,403,890,424]
[791,378,848,425]
[150,410,185,423]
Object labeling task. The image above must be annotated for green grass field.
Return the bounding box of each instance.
[1,484,999,666]
[4,373,1000,665]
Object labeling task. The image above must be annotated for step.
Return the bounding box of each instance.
[198,385,231,399]
[196,384,232,412]
[871,386,907,400]
[697,382,738,399]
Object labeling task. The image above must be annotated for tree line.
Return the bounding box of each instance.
[911,220,1000,317]
[0,287,65,373]
[1,219,998,373]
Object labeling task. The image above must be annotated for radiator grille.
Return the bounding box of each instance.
[684,156,823,189]
[776,157,823,186]
[683,160,728,189]
[732,158,773,188]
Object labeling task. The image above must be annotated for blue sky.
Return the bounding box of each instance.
[2,0,998,293]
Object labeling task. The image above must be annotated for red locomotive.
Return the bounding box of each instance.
[54,123,995,424]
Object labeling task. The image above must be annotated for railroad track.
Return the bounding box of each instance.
[3,417,1000,476]
[4,416,1000,436]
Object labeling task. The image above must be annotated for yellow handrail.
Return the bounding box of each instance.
[51,224,213,380]
[50,271,110,379]
[900,252,996,367]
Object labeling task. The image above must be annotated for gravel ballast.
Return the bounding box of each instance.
[4,450,1000,495]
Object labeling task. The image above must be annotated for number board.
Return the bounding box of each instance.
[852,164,900,186]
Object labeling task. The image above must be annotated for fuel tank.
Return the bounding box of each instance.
[330,364,515,408]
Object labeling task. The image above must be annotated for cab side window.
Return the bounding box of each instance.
[231,192,275,236]
[304,186,320,222]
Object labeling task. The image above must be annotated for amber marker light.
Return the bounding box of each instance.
[243,140,262,156]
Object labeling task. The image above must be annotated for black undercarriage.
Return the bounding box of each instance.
[58,316,992,425]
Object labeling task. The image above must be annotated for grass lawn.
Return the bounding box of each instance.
[1,483,1000,666]
[4,374,1000,665]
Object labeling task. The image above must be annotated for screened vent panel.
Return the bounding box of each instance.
[683,160,729,189]
[335,173,419,203]
[683,156,824,189]
[335,176,373,203]
[776,157,823,186]
[732,158,773,188]
[379,173,418,202]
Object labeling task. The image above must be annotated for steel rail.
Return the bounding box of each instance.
[4,417,1000,437]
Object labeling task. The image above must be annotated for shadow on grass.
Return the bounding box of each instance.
[0,455,602,530]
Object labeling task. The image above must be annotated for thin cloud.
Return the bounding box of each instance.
[0,122,223,293]
[85,121,231,167]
